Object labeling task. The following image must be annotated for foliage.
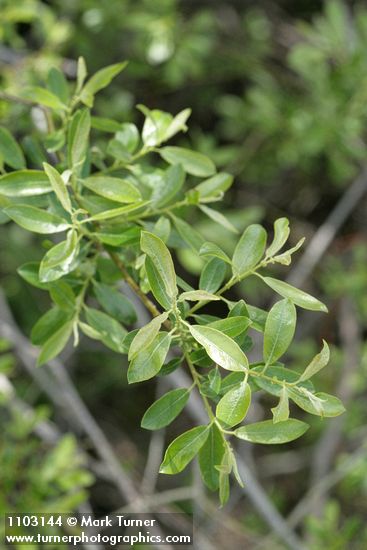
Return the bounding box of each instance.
[0,60,344,505]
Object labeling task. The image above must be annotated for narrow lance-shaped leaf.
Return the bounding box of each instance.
[80,62,128,107]
[298,340,330,382]
[39,230,79,283]
[199,205,238,234]
[159,146,216,177]
[172,214,205,253]
[232,224,267,277]
[271,385,290,423]
[0,127,26,169]
[272,238,305,266]
[43,163,72,213]
[93,281,137,324]
[127,332,171,383]
[288,388,345,418]
[84,307,127,353]
[0,170,51,197]
[195,172,233,199]
[199,258,227,294]
[128,312,168,360]
[83,176,141,204]
[216,382,251,427]
[4,205,69,234]
[141,388,190,430]
[151,164,185,207]
[159,425,210,474]
[68,108,91,172]
[179,290,220,302]
[263,299,296,367]
[199,242,232,264]
[262,276,328,313]
[37,320,74,366]
[23,87,67,110]
[141,231,177,304]
[266,217,290,257]
[189,325,248,372]
[199,424,227,491]
[235,419,309,444]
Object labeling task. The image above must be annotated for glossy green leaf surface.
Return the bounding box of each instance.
[141,388,190,430]
[189,325,248,371]
[235,419,309,444]
[159,425,210,474]
[4,205,69,234]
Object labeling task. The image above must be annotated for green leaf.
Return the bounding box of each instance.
[159,146,216,177]
[95,226,140,247]
[246,305,267,332]
[250,365,314,396]
[159,425,210,474]
[49,281,76,311]
[37,320,74,366]
[141,231,177,304]
[141,388,190,430]
[80,62,128,107]
[262,277,328,312]
[288,388,345,417]
[138,106,173,146]
[76,56,87,94]
[199,242,232,264]
[128,312,168,360]
[208,317,251,338]
[232,224,267,277]
[199,424,226,491]
[263,299,296,366]
[199,205,238,234]
[164,108,191,141]
[235,419,309,444]
[216,382,251,427]
[266,218,290,257]
[85,307,127,353]
[272,238,305,266]
[82,176,141,204]
[93,281,137,324]
[271,386,290,423]
[43,163,72,213]
[4,205,69,234]
[23,87,67,110]
[47,67,69,104]
[39,230,79,283]
[88,200,149,221]
[0,170,51,197]
[220,372,246,395]
[189,325,248,372]
[298,340,330,382]
[68,109,91,173]
[179,290,220,302]
[114,123,139,152]
[0,127,25,169]
[128,332,171,383]
[199,258,227,293]
[172,214,205,252]
[31,308,72,346]
[145,257,171,310]
[195,173,233,198]
[17,262,49,289]
[158,357,183,377]
[151,164,185,207]
[91,116,122,133]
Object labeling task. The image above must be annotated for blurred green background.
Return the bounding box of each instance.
[1,1,367,548]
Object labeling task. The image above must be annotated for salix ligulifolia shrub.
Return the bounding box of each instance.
[0,60,345,505]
